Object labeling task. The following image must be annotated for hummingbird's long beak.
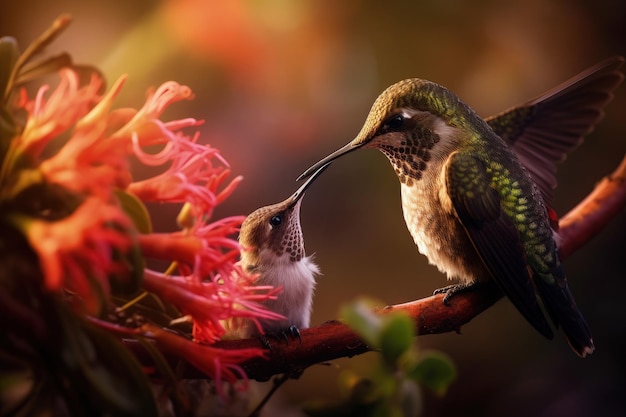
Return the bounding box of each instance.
[296,141,363,181]
[287,162,331,208]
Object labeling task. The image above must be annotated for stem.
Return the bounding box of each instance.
[3,14,72,101]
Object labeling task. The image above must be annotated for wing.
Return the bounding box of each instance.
[446,152,554,339]
[485,56,624,204]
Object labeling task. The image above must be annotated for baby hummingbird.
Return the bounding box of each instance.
[299,57,624,357]
[231,164,328,341]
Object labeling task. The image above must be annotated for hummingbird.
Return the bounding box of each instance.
[298,56,624,357]
[229,164,328,341]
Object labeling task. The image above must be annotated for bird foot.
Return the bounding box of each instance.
[260,325,303,351]
[433,282,484,305]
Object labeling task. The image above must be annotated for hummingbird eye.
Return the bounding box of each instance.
[269,215,283,227]
[383,114,406,131]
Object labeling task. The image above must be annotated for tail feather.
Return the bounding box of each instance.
[533,268,594,357]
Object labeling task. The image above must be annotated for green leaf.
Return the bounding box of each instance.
[0,104,17,152]
[379,313,414,367]
[407,351,457,396]
[13,53,72,87]
[57,303,159,416]
[110,246,143,297]
[10,15,71,84]
[114,190,152,234]
[0,37,19,145]
[70,64,105,90]
[0,36,19,101]
[340,299,382,348]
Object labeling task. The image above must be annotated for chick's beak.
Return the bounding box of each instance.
[288,162,331,207]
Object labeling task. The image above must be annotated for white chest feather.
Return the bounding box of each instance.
[263,252,319,329]
[399,168,481,284]
[253,252,320,333]
[226,254,319,338]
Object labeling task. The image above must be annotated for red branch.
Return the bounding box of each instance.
[127,155,626,381]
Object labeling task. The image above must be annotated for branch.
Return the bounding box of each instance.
[557,155,626,259]
[211,286,504,381]
[131,155,626,381]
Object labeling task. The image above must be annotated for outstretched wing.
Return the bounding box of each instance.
[445,151,554,339]
[485,56,624,204]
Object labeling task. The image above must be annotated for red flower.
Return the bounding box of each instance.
[28,73,129,197]
[17,69,103,160]
[139,322,267,396]
[5,64,282,391]
[16,197,133,315]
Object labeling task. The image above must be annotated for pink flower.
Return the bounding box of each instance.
[16,197,134,315]
[128,136,243,218]
[143,269,282,343]
[139,216,243,265]
[139,214,283,343]
[111,81,201,148]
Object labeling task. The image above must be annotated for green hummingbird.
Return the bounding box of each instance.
[298,56,624,357]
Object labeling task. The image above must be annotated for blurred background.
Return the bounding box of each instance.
[2,0,625,415]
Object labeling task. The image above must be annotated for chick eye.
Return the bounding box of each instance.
[384,114,406,131]
[269,215,283,227]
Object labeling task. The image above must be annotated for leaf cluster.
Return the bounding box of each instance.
[305,299,456,417]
